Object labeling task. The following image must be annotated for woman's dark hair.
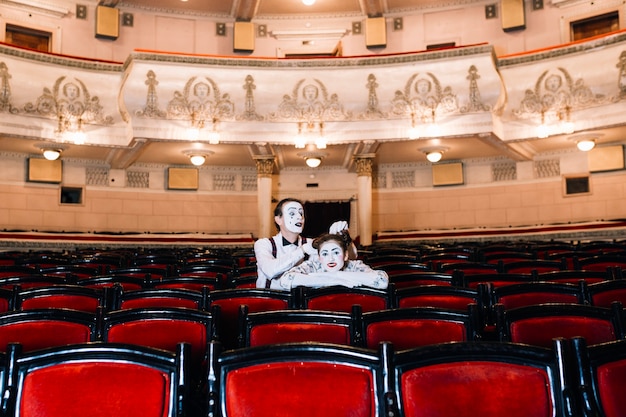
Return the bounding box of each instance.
[273,198,304,231]
[312,230,352,252]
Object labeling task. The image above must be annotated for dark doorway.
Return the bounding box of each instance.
[303,201,351,238]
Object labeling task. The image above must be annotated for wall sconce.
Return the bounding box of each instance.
[559,106,574,135]
[298,150,327,168]
[183,149,213,166]
[408,112,420,140]
[295,121,325,149]
[420,146,448,163]
[537,111,549,139]
[56,116,86,144]
[189,115,220,145]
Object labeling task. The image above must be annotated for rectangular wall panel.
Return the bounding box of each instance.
[167,168,199,190]
[501,0,526,32]
[96,5,119,40]
[432,162,464,186]
[234,21,255,52]
[366,17,387,47]
[28,159,62,183]
[588,145,625,173]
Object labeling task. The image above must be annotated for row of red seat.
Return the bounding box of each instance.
[208,336,623,417]
[1,334,618,417]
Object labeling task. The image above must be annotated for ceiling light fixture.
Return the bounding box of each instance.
[189,155,206,166]
[568,133,601,152]
[305,157,322,167]
[577,139,596,152]
[302,0,315,6]
[38,143,66,161]
[43,149,62,161]
[183,149,214,166]
[420,146,448,163]
[426,151,443,163]
[298,150,327,168]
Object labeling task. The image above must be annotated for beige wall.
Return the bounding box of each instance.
[2,168,625,238]
[0,183,258,235]
[1,1,623,61]
[372,171,626,233]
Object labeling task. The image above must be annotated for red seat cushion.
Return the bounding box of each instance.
[401,361,552,417]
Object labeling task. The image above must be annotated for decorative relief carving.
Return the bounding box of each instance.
[253,156,275,178]
[270,78,351,122]
[0,62,17,114]
[135,70,166,118]
[237,75,264,121]
[616,51,626,100]
[514,67,605,119]
[391,72,459,121]
[23,76,114,125]
[534,158,560,178]
[357,74,386,119]
[166,76,235,121]
[461,65,491,113]
[354,154,375,176]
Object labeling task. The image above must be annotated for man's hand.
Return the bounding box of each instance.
[301,239,317,256]
[329,220,349,234]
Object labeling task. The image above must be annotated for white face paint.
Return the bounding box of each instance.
[319,241,346,272]
[282,201,304,234]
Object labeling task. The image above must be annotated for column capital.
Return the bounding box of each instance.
[353,153,376,177]
[253,155,275,178]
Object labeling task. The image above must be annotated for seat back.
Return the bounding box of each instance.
[496,302,625,348]
[360,305,482,350]
[102,307,214,369]
[299,285,393,313]
[208,341,389,417]
[0,309,97,353]
[460,272,535,288]
[535,270,613,285]
[4,342,189,417]
[501,259,566,274]
[576,255,626,274]
[388,272,454,288]
[394,285,483,311]
[239,305,359,348]
[572,336,626,417]
[390,339,575,417]
[16,285,108,313]
[76,274,148,290]
[376,262,430,276]
[208,288,294,350]
[439,262,499,276]
[152,275,223,292]
[111,285,208,310]
[491,281,587,310]
[586,279,626,308]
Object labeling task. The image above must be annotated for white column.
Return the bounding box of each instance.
[253,156,275,239]
[354,154,375,247]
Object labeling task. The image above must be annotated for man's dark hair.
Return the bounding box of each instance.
[273,198,304,231]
